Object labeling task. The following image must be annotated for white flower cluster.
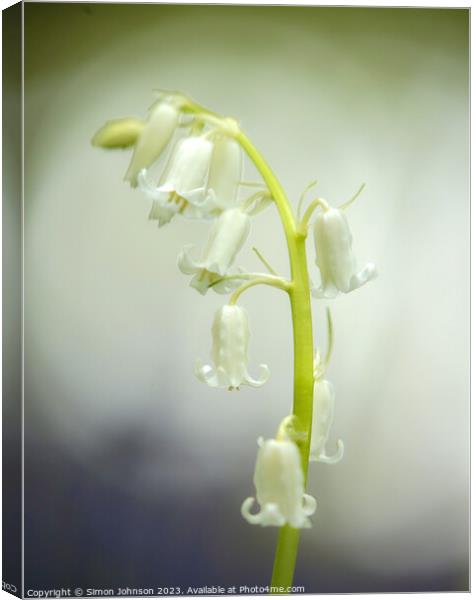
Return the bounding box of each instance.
[92,92,377,532]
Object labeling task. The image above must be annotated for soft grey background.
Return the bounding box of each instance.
[23,4,469,593]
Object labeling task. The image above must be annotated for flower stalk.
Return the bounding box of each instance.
[179,108,316,584]
[92,92,377,592]
[233,130,316,589]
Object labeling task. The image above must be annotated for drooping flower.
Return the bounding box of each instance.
[241,437,317,528]
[312,205,377,299]
[138,135,216,227]
[124,100,180,187]
[91,117,145,149]
[310,377,344,464]
[206,136,243,211]
[195,304,269,389]
[177,207,250,294]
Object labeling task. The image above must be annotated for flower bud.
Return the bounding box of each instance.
[178,208,250,294]
[125,101,179,187]
[312,207,376,299]
[241,438,316,528]
[91,117,145,149]
[195,304,269,389]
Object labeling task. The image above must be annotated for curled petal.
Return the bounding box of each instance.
[242,193,272,216]
[312,264,377,298]
[241,498,286,527]
[148,201,177,227]
[194,360,220,387]
[318,439,345,465]
[311,282,339,300]
[349,263,378,292]
[302,493,317,517]
[177,245,200,275]
[241,497,263,525]
[243,364,270,387]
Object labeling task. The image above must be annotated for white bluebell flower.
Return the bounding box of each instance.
[310,351,344,464]
[206,136,243,211]
[177,208,250,295]
[124,100,180,187]
[312,206,377,299]
[195,304,269,389]
[241,437,316,528]
[138,135,216,227]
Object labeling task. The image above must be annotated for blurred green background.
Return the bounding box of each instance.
[23,3,469,593]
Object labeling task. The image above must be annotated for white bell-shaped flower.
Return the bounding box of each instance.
[138,136,216,227]
[310,377,344,464]
[195,304,269,389]
[206,136,242,211]
[177,207,250,295]
[312,206,377,299]
[124,101,179,187]
[241,437,317,528]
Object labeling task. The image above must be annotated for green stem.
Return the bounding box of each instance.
[184,97,316,589]
[298,198,329,236]
[229,276,291,305]
[235,131,315,590]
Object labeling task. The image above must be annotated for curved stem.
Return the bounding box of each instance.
[297,179,318,220]
[208,272,286,289]
[183,99,316,590]
[240,180,268,188]
[229,276,291,305]
[298,197,330,235]
[235,130,315,591]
